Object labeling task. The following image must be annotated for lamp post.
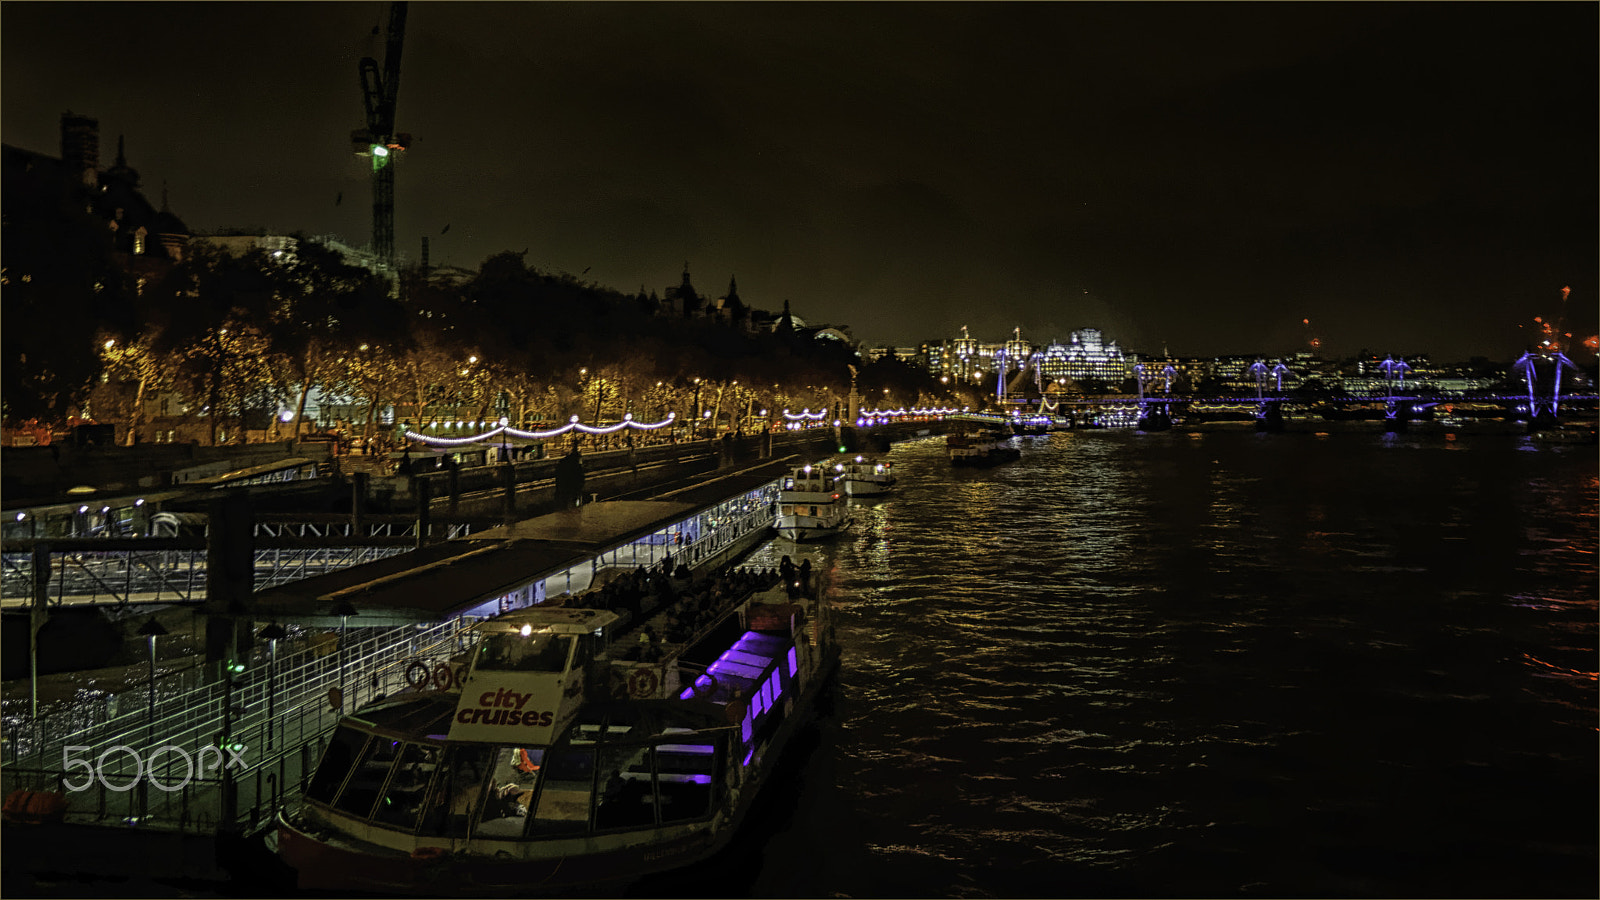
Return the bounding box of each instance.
[332,600,358,709]
[260,622,287,751]
[136,617,168,745]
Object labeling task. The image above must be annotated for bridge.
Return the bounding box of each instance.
[1000,352,1597,433]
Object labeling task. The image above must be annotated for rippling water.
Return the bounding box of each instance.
[667,427,1597,899]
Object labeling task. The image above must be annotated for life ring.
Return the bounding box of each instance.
[432,663,455,691]
[626,668,659,699]
[411,846,447,860]
[404,661,431,690]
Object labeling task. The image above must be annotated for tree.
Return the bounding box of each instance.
[143,244,281,444]
[1,173,137,425]
[265,238,401,439]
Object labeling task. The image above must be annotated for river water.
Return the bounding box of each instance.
[654,425,1597,899]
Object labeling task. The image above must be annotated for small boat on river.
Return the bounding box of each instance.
[773,463,852,540]
[273,571,840,895]
[946,429,1021,467]
[834,455,896,497]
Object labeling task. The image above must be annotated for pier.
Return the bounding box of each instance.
[0,419,942,881]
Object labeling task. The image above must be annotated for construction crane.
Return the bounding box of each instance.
[351,1,409,270]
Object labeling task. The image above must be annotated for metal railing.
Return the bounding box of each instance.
[1,617,481,835]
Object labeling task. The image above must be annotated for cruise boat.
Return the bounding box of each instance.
[946,429,1021,467]
[273,577,840,896]
[774,463,852,541]
[1013,416,1051,436]
[833,455,896,497]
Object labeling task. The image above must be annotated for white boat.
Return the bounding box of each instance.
[773,463,852,541]
[833,455,896,497]
[274,580,840,895]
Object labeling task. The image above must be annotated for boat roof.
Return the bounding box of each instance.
[465,500,695,548]
[476,606,620,635]
[249,538,592,625]
[248,464,799,626]
[346,693,461,740]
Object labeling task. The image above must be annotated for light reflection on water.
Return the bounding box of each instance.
[740,428,1597,899]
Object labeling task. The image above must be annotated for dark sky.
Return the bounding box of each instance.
[4,2,1595,361]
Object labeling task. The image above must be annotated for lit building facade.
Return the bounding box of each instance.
[1040,342,1072,385]
[1060,328,1130,385]
[953,326,983,381]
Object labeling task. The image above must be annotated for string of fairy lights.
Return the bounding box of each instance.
[404,413,676,447]
[403,406,992,447]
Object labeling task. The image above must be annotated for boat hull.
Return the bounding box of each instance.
[841,479,892,497]
[275,647,842,897]
[949,448,1020,467]
[277,813,723,895]
[775,520,850,541]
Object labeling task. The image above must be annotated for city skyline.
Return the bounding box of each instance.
[3,2,1595,362]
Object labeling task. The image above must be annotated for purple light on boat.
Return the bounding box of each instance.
[743,750,754,767]
[688,774,712,785]
[658,743,716,755]
[788,648,798,677]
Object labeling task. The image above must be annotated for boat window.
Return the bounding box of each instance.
[416,743,494,839]
[655,738,718,824]
[474,745,542,839]
[304,726,370,805]
[594,745,657,831]
[477,632,574,673]
[567,707,640,746]
[332,735,403,819]
[527,747,594,836]
[370,743,440,832]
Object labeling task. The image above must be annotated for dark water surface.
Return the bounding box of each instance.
[692,427,1596,899]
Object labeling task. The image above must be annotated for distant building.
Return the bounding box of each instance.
[1059,328,1130,385]
[3,112,192,285]
[1040,341,1072,384]
[664,263,704,318]
[189,232,392,279]
[864,346,922,365]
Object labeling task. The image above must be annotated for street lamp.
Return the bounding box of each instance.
[331,600,358,709]
[136,617,168,744]
[260,622,287,750]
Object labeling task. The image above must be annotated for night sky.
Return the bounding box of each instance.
[4,2,1595,361]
